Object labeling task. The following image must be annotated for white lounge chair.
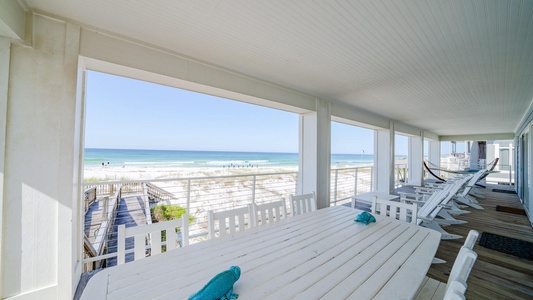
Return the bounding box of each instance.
[412,176,473,230]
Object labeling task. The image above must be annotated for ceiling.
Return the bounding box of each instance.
[23,0,533,137]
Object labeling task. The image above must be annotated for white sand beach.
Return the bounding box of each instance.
[83,165,299,182]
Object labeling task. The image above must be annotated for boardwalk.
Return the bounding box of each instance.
[106,195,148,267]
[83,194,148,267]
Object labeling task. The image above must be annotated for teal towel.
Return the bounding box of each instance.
[354,211,376,225]
[188,266,241,300]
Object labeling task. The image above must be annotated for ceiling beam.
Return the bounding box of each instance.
[0,0,26,40]
[439,133,515,142]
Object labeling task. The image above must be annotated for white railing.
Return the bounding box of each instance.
[82,166,386,270]
[82,171,298,269]
[330,166,373,206]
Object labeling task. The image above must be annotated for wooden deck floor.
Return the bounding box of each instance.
[425,184,533,299]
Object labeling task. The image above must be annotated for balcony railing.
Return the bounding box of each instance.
[330,166,373,206]
[81,165,391,270]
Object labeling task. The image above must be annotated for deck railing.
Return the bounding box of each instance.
[330,166,374,206]
[81,165,390,270]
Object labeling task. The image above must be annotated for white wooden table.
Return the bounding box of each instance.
[81,206,440,300]
[351,191,400,208]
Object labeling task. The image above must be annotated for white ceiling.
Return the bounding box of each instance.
[24,0,533,137]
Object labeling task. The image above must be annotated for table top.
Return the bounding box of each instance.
[352,191,400,203]
[81,206,440,300]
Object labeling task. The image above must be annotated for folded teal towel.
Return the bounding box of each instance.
[354,211,376,225]
[188,266,241,300]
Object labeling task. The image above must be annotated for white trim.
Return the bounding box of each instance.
[78,28,314,114]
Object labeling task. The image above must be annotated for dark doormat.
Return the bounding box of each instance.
[496,205,527,215]
[479,232,533,261]
[492,188,517,194]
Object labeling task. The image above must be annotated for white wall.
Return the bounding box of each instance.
[1,15,81,299]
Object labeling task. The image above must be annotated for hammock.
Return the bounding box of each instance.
[423,158,499,182]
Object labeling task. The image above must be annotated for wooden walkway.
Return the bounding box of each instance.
[423,184,533,299]
[83,194,148,267]
[105,195,148,267]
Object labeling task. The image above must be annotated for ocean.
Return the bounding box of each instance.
[84,148,376,169]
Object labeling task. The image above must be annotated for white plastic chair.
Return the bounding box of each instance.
[443,281,467,300]
[117,214,189,265]
[463,229,479,250]
[289,192,317,216]
[371,196,418,224]
[415,243,478,299]
[252,198,287,226]
[447,247,478,288]
[208,205,254,239]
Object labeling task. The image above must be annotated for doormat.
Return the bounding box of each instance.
[496,205,527,215]
[479,232,533,261]
[492,189,517,194]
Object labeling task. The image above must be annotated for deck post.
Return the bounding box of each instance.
[408,132,424,186]
[297,99,331,209]
[374,122,395,194]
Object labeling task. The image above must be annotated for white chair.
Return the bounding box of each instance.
[443,281,467,300]
[433,229,479,264]
[117,214,189,265]
[415,245,478,300]
[289,192,317,216]
[463,230,479,250]
[371,197,418,224]
[447,247,478,288]
[207,205,254,239]
[252,198,287,226]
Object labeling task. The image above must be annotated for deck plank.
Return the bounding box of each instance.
[423,184,533,300]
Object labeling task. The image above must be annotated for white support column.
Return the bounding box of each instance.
[2,15,81,299]
[298,99,331,209]
[408,132,423,186]
[0,36,11,297]
[470,141,479,169]
[427,140,441,182]
[374,122,395,193]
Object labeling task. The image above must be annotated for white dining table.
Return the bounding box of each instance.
[81,206,441,300]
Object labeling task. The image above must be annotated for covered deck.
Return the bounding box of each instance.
[1,1,533,299]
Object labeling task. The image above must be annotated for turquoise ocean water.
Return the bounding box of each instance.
[84,148,376,168]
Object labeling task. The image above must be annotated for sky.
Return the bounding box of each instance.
[85,71,406,154]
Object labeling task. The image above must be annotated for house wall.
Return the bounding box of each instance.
[1,15,81,299]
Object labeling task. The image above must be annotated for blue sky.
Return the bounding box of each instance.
[85,71,402,154]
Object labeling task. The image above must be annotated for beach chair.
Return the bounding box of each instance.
[414,176,473,240]
[454,169,486,210]
[117,215,189,265]
[252,198,287,226]
[289,192,317,216]
[208,205,254,239]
